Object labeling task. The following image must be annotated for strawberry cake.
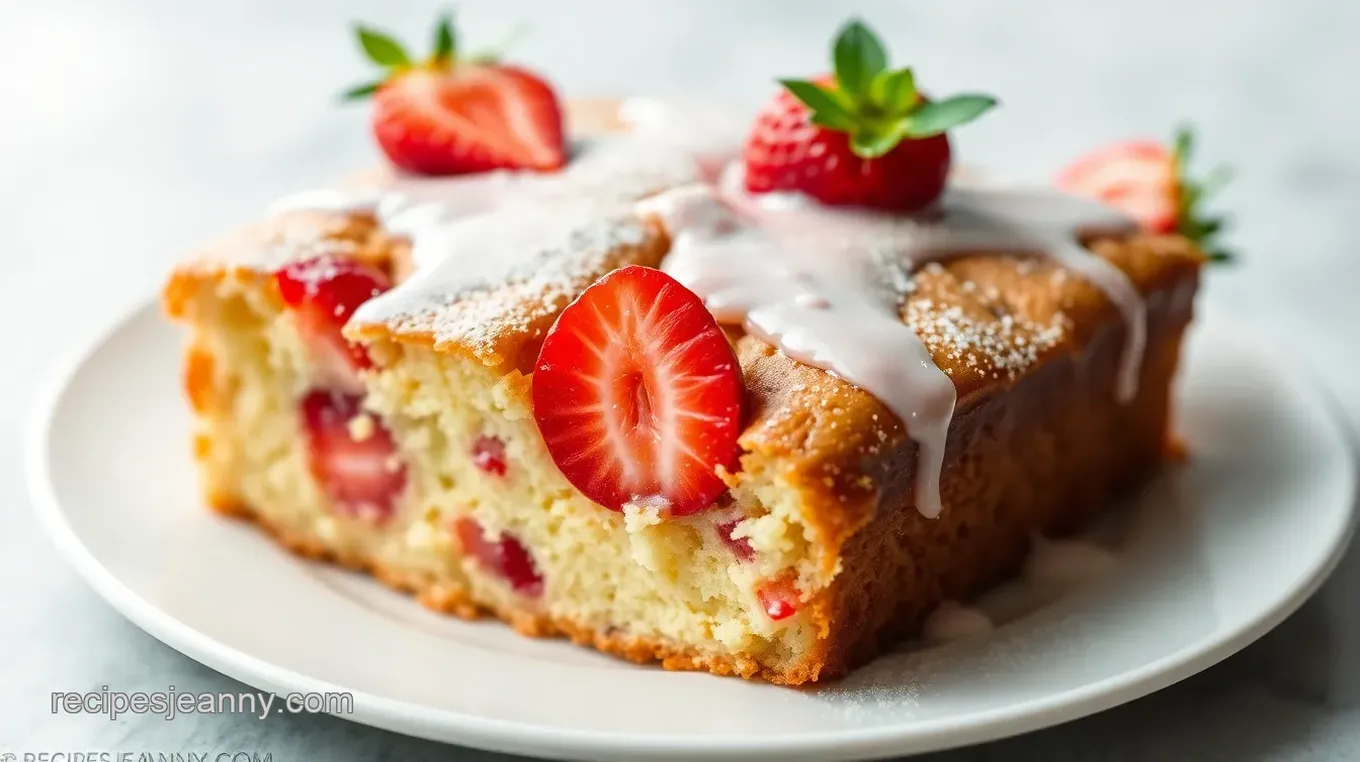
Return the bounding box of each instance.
[163,17,1214,684]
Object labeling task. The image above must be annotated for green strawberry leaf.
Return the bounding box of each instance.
[904,94,998,137]
[1170,125,1237,264]
[777,18,998,160]
[432,12,456,61]
[832,19,887,103]
[339,81,383,101]
[1172,126,1194,167]
[851,123,911,159]
[780,79,859,130]
[1192,216,1225,238]
[869,67,917,113]
[355,25,411,68]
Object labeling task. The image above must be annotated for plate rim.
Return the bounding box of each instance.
[25,295,1360,762]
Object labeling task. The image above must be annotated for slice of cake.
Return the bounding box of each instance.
[164,17,1206,684]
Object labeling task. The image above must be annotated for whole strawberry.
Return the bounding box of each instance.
[743,19,996,212]
[342,13,566,175]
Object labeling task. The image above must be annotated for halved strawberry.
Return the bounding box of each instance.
[1056,128,1234,261]
[531,266,744,517]
[1055,140,1178,232]
[275,255,391,393]
[342,14,565,175]
[300,390,407,522]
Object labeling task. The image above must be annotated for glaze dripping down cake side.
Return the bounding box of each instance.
[163,105,1202,682]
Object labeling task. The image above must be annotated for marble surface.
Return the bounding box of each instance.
[4,0,1359,758]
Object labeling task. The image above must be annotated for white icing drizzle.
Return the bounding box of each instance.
[270,135,706,331]
[352,200,653,329]
[642,170,1142,518]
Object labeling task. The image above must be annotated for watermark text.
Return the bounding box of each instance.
[5,754,271,762]
[50,686,353,721]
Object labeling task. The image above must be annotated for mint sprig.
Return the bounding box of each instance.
[1171,126,1235,263]
[780,19,998,159]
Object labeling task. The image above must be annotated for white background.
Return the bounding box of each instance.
[3,0,1358,758]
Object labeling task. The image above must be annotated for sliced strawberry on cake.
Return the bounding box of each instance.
[532,265,744,517]
[1057,127,1235,261]
[342,13,566,175]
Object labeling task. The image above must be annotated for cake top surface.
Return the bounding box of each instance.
[169,98,1203,526]
[308,125,1177,516]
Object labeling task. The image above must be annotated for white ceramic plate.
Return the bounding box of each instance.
[28,298,1357,762]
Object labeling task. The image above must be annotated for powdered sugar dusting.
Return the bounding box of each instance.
[907,299,1069,378]
[353,202,656,359]
[257,222,361,270]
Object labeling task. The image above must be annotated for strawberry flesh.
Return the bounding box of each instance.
[454,517,544,596]
[300,389,407,522]
[532,266,744,517]
[471,434,508,477]
[372,66,565,176]
[717,519,756,562]
[756,578,800,621]
[276,256,391,392]
[1055,140,1177,233]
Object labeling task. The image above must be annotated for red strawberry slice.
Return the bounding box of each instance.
[276,256,391,393]
[300,389,407,522]
[532,266,744,517]
[1055,140,1178,233]
[453,517,544,596]
[1058,129,1236,262]
[342,15,565,176]
[371,66,565,176]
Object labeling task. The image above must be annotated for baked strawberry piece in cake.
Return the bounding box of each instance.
[165,17,1206,684]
